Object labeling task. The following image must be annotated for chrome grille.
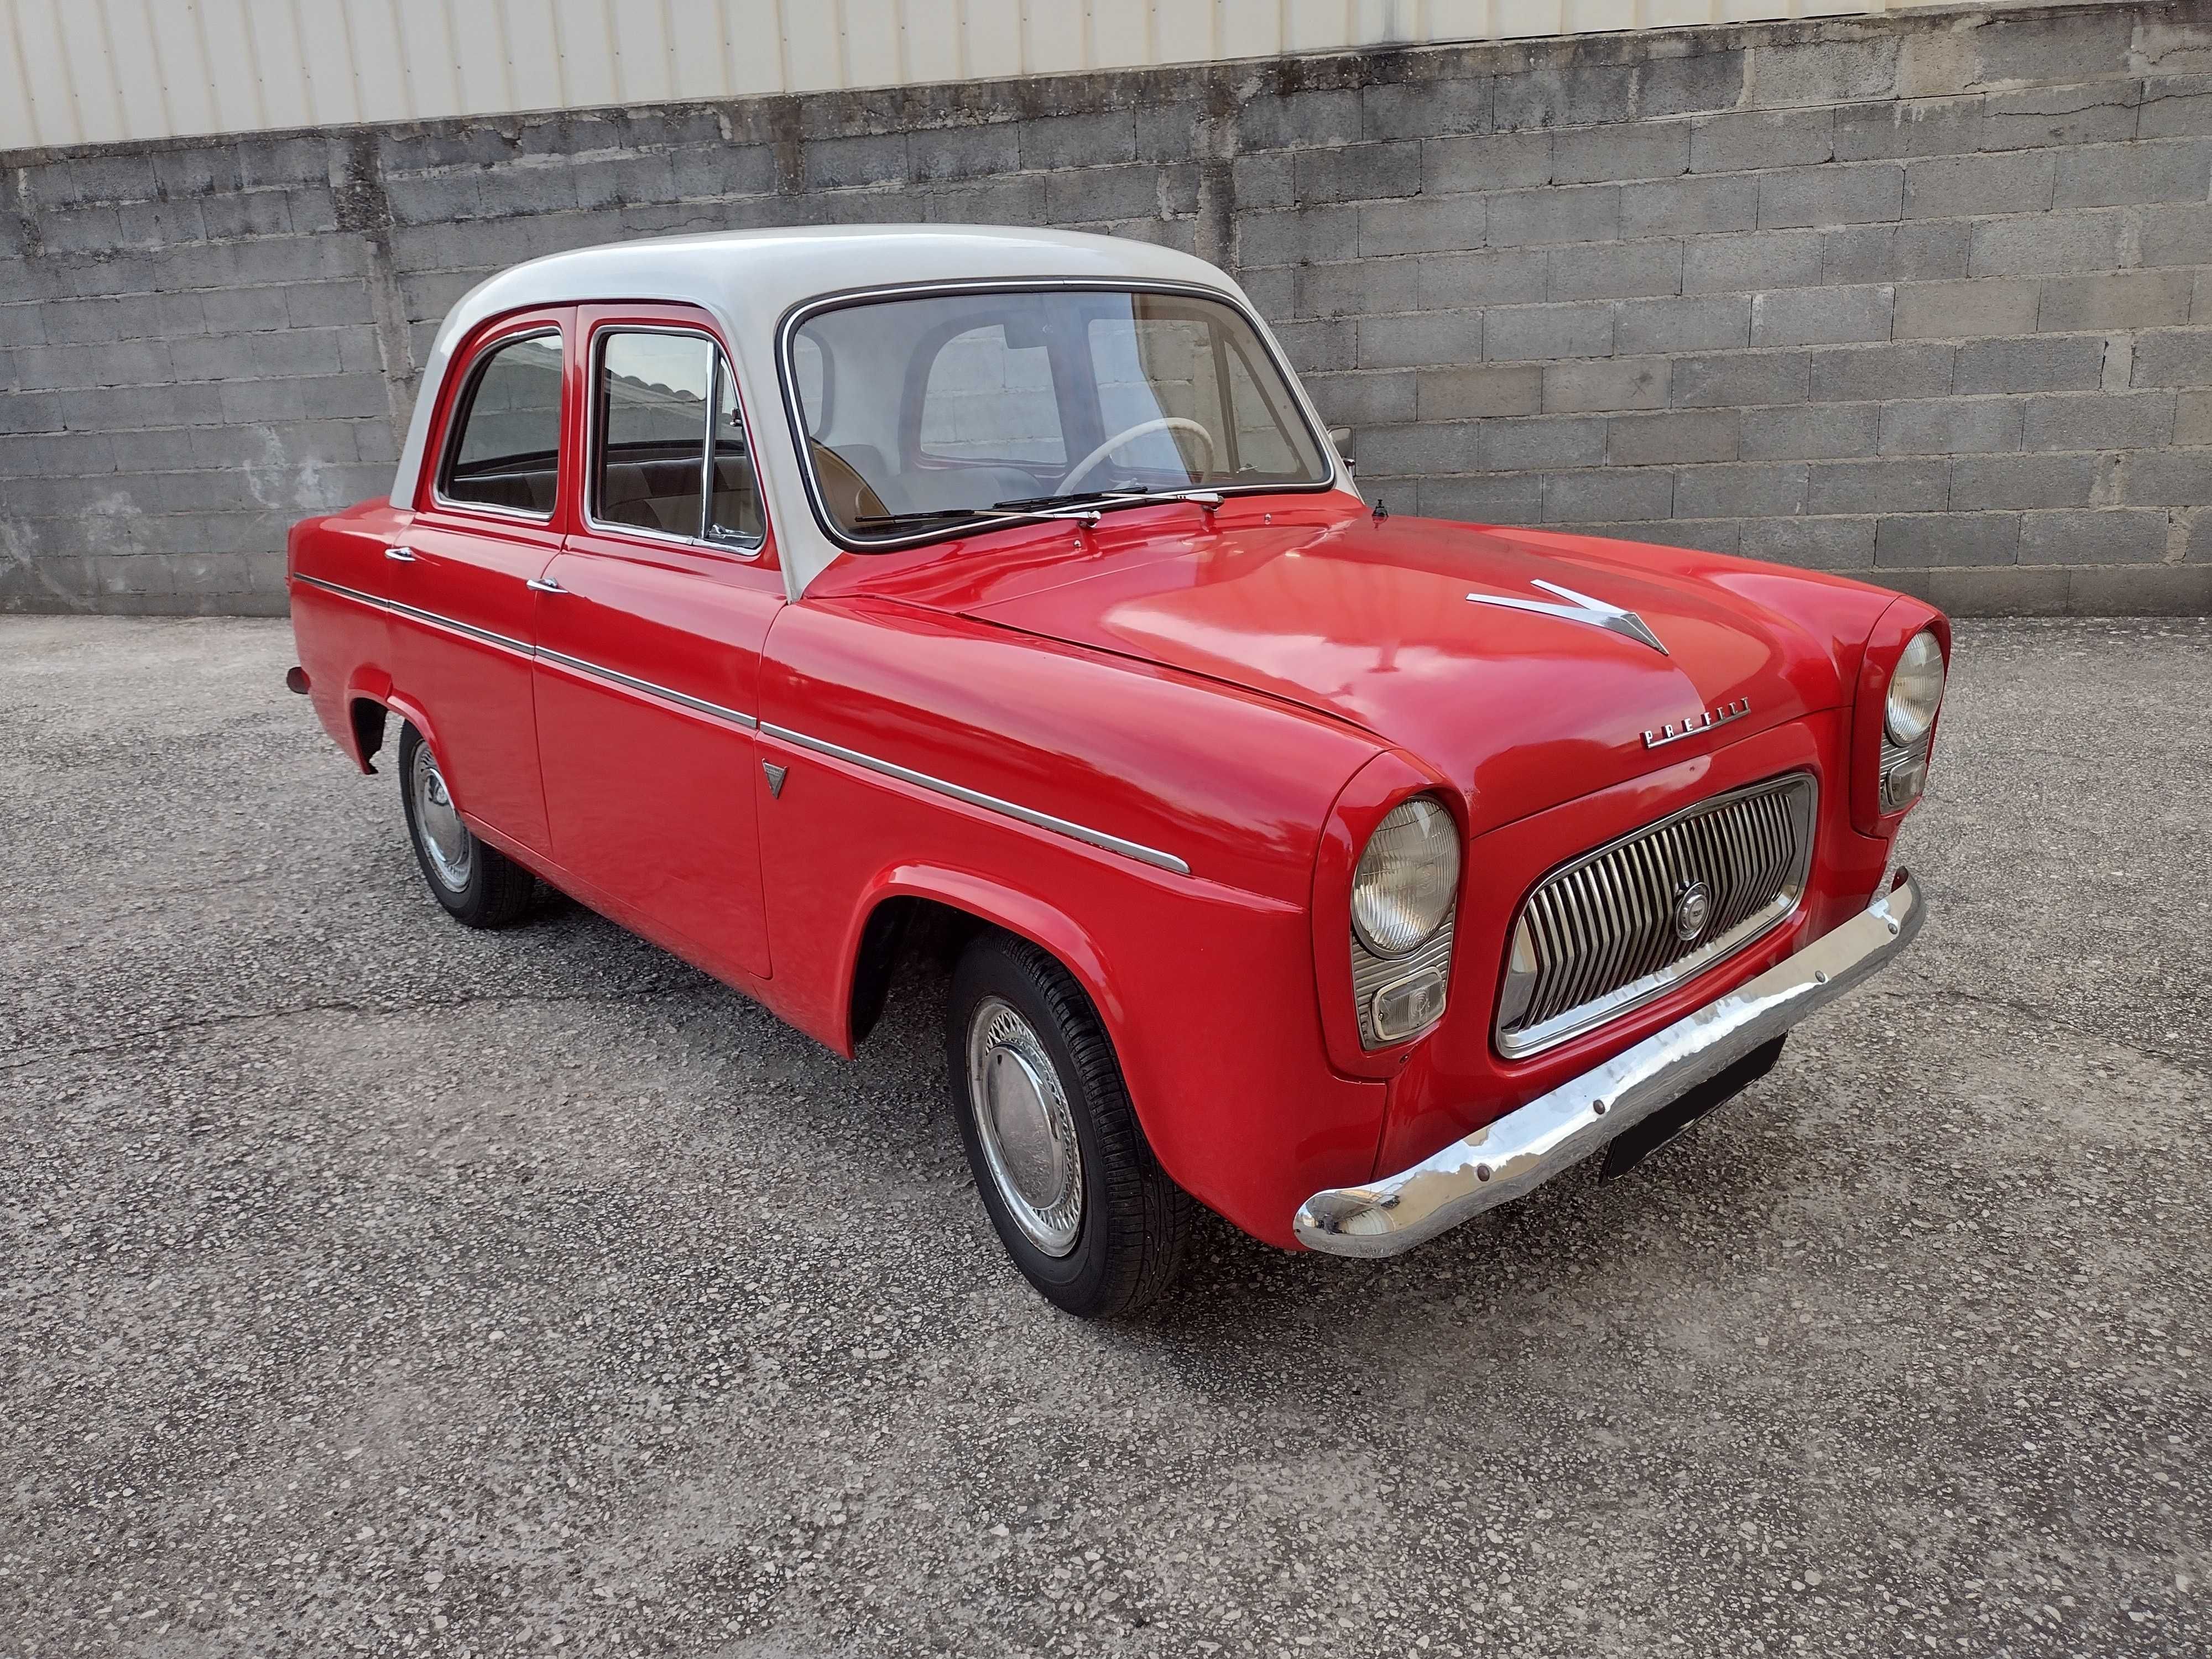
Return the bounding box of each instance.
[1495,774,1818,1058]
[1352,904,1455,1050]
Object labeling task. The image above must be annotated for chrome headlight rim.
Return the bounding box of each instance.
[1884,629,1945,748]
[1350,794,1461,959]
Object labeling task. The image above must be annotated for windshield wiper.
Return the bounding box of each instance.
[852,500,1109,534]
[993,486,1225,513]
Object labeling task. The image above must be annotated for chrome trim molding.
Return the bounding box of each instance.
[290,571,1182,874]
[1295,874,1927,1258]
[759,721,1191,875]
[535,647,758,730]
[1466,579,1668,656]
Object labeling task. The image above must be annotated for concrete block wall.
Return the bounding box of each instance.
[4,2,2212,615]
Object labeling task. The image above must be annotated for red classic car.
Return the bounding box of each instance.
[286,226,1945,1316]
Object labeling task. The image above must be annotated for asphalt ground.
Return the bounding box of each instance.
[1,614,2205,1657]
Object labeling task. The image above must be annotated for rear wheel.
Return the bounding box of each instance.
[947,931,1193,1316]
[397,721,535,929]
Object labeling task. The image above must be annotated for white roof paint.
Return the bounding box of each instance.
[391,224,1347,599]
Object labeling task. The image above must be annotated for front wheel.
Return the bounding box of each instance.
[397,721,536,929]
[947,932,1193,1316]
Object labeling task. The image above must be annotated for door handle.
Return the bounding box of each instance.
[526,576,565,594]
[383,545,416,562]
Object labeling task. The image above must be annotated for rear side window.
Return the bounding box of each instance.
[593,328,765,548]
[441,331,564,515]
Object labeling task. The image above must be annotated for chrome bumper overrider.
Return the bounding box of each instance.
[1293,874,1927,1259]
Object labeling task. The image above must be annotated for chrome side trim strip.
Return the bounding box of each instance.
[535,646,758,730]
[1295,875,1925,1259]
[760,721,1192,877]
[289,572,1186,875]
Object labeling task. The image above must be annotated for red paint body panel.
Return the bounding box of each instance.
[289,286,1947,1257]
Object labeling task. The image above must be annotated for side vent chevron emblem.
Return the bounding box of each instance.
[1465,579,1669,656]
[762,761,788,797]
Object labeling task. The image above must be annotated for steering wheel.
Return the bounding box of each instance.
[1055,417,1218,495]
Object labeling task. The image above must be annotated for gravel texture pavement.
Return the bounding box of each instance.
[1,614,2206,1657]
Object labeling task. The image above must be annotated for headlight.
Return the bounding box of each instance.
[1351,796,1460,957]
[1884,630,1944,747]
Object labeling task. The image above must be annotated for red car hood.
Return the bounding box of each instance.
[951,509,1886,827]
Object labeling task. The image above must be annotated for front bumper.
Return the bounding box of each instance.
[1293,873,1926,1258]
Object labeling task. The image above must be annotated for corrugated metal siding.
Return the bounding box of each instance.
[0,0,2103,150]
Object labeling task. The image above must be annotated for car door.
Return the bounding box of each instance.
[530,306,781,983]
[387,310,572,854]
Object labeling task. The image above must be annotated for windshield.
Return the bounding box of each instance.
[786,286,1333,544]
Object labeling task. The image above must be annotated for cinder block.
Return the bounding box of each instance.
[1019,112,1135,171]
[1417,249,1547,309]
[1296,142,1421,205]
[0,390,64,435]
[1485,185,1620,249]
[28,153,159,207]
[1634,519,1741,555]
[1421,132,1552,195]
[1672,349,1810,408]
[1483,415,1609,472]
[108,428,200,473]
[1543,355,1672,413]
[1417,364,1542,420]
[1608,409,1739,465]
[1689,108,1835,174]
[1357,197,1484,257]
[1810,342,1954,402]
[1740,401,1880,460]
[1683,231,1825,295]
[2065,564,2212,614]
[1903,151,2054,219]
[2017,507,2169,564]
[2129,328,2212,388]
[1552,122,1689,186]
[802,134,907,190]
[1360,309,1483,370]
[39,295,160,346]
[60,383,221,431]
[1302,371,1417,426]
[1615,294,1751,353]
[1538,466,1675,523]
[1270,319,1357,374]
[1237,206,1358,268]
[1045,164,1161,222]
[2022,391,2176,450]
[0,431,114,474]
[2054,139,2212,208]
[1752,285,1894,348]
[1545,241,1683,302]
[1230,152,1295,211]
[1295,258,1421,320]
[1364,77,1494,143]
[2137,76,2212,140]
[2115,448,2212,505]
[1892,279,2041,340]
[1874,512,2020,567]
[1238,90,1363,152]
[1833,96,1983,161]
[2174,389,2212,444]
[1494,64,1638,133]
[1806,456,1949,514]
[1758,162,1904,229]
[1918,9,2134,95]
[18,338,173,390]
[1638,50,1744,120]
[1621,175,1759,239]
[299,374,393,420]
[1355,422,1479,477]
[1746,38,1900,109]
[1483,302,1614,362]
[38,207,125,256]
[1879,397,2023,455]
[1674,461,1808,518]
[1954,335,2109,395]
[1981,84,2140,151]
[2135,202,2212,268]
[238,134,338,190]
[1949,452,2101,510]
[1424,472,1541,524]
[1742,515,1878,570]
[2038,271,2194,332]
[283,280,374,329]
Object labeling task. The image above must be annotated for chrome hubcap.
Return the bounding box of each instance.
[965,997,1082,1256]
[410,742,473,891]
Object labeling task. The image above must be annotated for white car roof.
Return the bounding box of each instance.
[389,225,1302,597]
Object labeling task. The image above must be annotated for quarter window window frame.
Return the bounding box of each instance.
[432,325,566,522]
[585,321,768,557]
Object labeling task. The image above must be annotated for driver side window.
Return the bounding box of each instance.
[919,324,1067,466]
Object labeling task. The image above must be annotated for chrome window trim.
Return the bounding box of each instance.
[774,276,1344,556]
[286,572,1182,875]
[759,721,1191,876]
[1495,773,1819,1060]
[582,322,768,558]
[430,326,564,525]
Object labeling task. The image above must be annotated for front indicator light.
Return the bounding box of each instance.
[1371,966,1448,1042]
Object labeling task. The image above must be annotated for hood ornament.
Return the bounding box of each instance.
[1465,580,1668,656]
